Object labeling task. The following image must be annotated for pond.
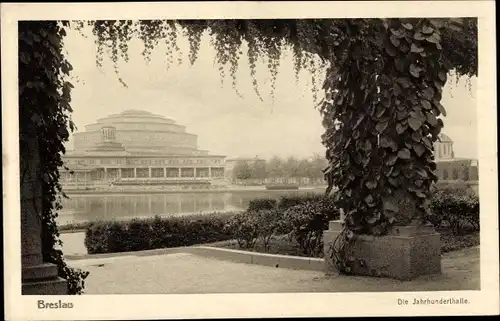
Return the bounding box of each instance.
[57,188,326,225]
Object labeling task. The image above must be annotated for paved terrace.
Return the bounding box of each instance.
[67,246,480,294]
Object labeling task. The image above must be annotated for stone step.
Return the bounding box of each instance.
[22,263,58,281]
[22,277,68,295]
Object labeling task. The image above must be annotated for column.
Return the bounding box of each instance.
[133,168,137,178]
[148,167,152,178]
[119,168,122,179]
[208,167,212,178]
[21,135,67,294]
[104,168,108,181]
[193,168,197,178]
[162,167,166,178]
[178,168,182,178]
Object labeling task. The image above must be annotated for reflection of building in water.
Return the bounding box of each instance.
[434,133,478,183]
[60,110,227,189]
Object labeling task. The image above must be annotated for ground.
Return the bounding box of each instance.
[67,246,480,294]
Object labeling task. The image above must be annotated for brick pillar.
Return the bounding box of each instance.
[21,135,67,294]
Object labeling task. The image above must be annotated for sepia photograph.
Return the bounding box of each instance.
[2,1,498,319]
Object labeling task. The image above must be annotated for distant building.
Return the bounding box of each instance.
[60,110,227,190]
[434,133,478,182]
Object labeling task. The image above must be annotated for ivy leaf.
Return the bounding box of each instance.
[364,194,376,207]
[385,45,398,57]
[366,212,380,224]
[397,148,411,159]
[397,77,411,89]
[395,57,408,72]
[414,32,426,41]
[390,28,406,38]
[434,102,447,116]
[426,113,438,126]
[438,71,447,82]
[365,180,377,189]
[421,136,432,149]
[412,143,426,157]
[421,87,435,100]
[388,177,399,187]
[385,154,398,166]
[396,123,407,134]
[408,117,423,131]
[376,121,389,134]
[401,22,413,30]
[421,99,432,110]
[426,32,441,44]
[390,34,401,47]
[409,64,421,78]
[397,110,408,121]
[416,168,429,179]
[421,25,434,34]
[411,131,422,142]
[415,179,423,187]
[410,43,424,53]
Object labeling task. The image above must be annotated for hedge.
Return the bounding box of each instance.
[84,191,479,255]
[84,212,236,254]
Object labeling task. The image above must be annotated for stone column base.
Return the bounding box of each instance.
[324,220,442,281]
[22,262,68,295]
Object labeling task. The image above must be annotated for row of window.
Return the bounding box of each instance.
[65,158,224,166]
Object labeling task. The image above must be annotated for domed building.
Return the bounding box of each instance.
[60,110,227,190]
[434,133,454,161]
[433,133,479,185]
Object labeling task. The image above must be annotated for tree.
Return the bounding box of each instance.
[233,161,254,180]
[20,18,477,282]
[252,160,268,179]
[266,156,285,178]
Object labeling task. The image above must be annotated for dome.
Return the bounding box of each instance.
[73,109,207,156]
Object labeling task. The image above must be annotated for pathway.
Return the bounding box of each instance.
[67,246,480,294]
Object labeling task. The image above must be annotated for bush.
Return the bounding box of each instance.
[278,193,326,210]
[247,198,278,212]
[85,213,236,254]
[279,197,339,256]
[256,209,283,251]
[428,190,479,235]
[225,212,260,249]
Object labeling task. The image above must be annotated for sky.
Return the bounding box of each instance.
[62,24,478,160]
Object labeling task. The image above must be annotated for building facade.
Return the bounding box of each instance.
[433,133,479,193]
[60,110,227,190]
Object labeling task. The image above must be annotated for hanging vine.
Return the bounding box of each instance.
[19,21,89,294]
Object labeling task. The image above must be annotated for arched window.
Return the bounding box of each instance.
[452,168,459,180]
[443,169,449,180]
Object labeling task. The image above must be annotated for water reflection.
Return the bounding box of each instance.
[58,189,324,224]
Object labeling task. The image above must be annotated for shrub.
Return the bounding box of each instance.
[428,190,479,235]
[277,193,326,210]
[84,212,236,254]
[280,197,339,256]
[255,209,283,251]
[225,212,259,249]
[247,198,277,212]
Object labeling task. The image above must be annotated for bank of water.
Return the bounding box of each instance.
[58,188,325,256]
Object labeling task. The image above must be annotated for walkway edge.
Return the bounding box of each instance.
[65,246,326,272]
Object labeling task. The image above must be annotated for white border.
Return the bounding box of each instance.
[2,1,498,319]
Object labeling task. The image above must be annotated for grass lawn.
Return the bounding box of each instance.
[213,231,480,258]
